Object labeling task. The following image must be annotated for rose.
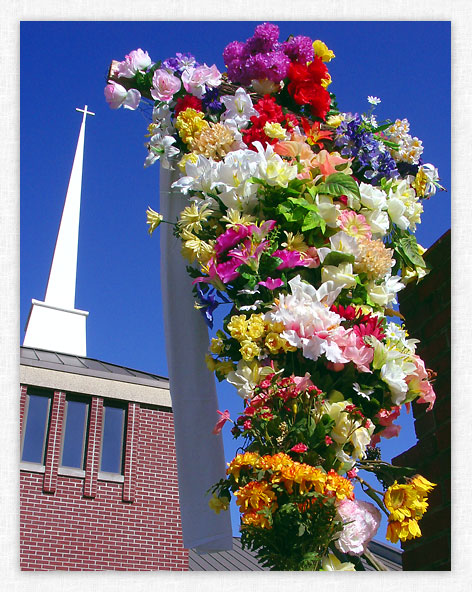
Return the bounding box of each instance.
[181,64,222,98]
[287,59,331,119]
[150,69,182,102]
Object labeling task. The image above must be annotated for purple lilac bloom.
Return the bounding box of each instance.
[282,35,314,64]
[201,86,222,112]
[335,114,399,184]
[244,22,280,55]
[245,51,291,83]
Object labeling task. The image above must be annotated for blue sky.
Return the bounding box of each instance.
[20,21,450,545]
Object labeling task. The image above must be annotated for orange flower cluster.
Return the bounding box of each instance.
[229,452,354,529]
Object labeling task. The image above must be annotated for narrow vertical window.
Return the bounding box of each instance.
[60,397,89,469]
[21,391,52,464]
[100,402,126,474]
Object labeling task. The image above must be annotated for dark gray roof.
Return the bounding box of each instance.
[20,346,169,389]
[189,537,402,571]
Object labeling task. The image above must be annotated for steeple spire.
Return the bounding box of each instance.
[23,106,94,356]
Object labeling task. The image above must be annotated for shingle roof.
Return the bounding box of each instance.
[20,346,169,389]
[189,537,402,571]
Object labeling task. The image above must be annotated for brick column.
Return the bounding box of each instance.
[20,385,27,437]
[123,402,140,502]
[393,230,451,570]
[84,396,103,498]
[43,390,66,494]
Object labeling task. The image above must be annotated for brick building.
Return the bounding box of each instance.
[20,346,189,570]
[393,229,451,570]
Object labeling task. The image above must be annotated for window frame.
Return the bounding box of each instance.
[98,399,127,479]
[20,388,52,471]
[58,394,90,476]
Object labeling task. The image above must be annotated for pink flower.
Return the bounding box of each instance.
[215,225,250,255]
[115,48,152,78]
[258,277,284,290]
[273,249,305,269]
[324,436,333,445]
[291,443,308,453]
[104,81,141,110]
[335,499,381,556]
[376,406,401,427]
[150,69,182,102]
[243,419,252,431]
[406,356,436,411]
[212,409,231,435]
[292,372,314,391]
[346,467,358,480]
[370,423,401,446]
[182,64,222,98]
[215,259,241,283]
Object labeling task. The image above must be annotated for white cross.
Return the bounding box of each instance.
[76,105,95,119]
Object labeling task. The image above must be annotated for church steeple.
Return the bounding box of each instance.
[23,106,94,356]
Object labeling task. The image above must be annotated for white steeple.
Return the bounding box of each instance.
[23,106,94,356]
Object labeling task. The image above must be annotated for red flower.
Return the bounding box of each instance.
[174,94,203,117]
[287,58,331,120]
[291,443,308,453]
[324,436,333,446]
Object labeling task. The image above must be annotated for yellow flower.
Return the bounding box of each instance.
[281,231,309,253]
[264,332,284,354]
[324,469,354,501]
[386,518,422,544]
[263,121,288,140]
[210,337,224,355]
[321,73,332,89]
[205,354,217,372]
[239,340,261,362]
[146,207,163,236]
[178,202,212,233]
[247,314,265,340]
[180,229,215,264]
[227,452,261,481]
[214,360,235,376]
[326,114,345,128]
[241,509,273,530]
[190,122,236,160]
[175,108,209,144]
[178,151,199,172]
[220,209,256,229]
[312,40,335,62]
[227,315,249,341]
[208,494,230,515]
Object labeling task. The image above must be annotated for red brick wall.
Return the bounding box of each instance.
[20,392,189,571]
[393,230,451,571]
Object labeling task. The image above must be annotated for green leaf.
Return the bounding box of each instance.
[397,234,426,268]
[322,250,355,266]
[319,173,360,199]
[302,210,326,233]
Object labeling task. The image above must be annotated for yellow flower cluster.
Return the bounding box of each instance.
[355,237,394,280]
[226,314,296,362]
[175,108,209,144]
[235,481,278,529]
[190,122,236,160]
[208,493,230,514]
[384,475,436,544]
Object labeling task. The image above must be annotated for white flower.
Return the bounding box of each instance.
[367,95,381,105]
[321,262,357,291]
[104,81,141,110]
[220,87,258,129]
[321,554,356,571]
[145,133,179,169]
[253,142,298,188]
[226,361,274,399]
[353,383,373,400]
[367,274,405,307]
[359,182,388,211]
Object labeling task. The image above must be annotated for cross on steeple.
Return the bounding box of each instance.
[76,105,95,119]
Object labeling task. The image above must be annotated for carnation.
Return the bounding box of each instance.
[335,498,381,556]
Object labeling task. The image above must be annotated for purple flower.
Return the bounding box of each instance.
[195,286,219,328]
[244,22,280,55]
[162,52,199,73]
[201,86,222,112]
[282,35,314,64]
